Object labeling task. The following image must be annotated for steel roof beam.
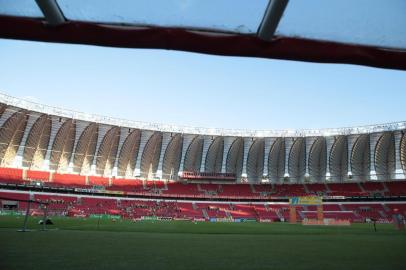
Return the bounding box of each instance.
[35,0,65,26]
[258,0,289,41]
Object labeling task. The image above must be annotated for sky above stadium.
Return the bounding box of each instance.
[0,38,405,130]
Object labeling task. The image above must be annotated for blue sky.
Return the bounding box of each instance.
[0,38,405,130]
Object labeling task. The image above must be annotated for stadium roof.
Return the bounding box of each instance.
[0,0,405,70]
[1,92,406,138]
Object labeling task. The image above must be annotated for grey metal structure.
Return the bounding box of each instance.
[0,93,406,183]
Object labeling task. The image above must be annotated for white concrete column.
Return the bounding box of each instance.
[156,132,172,179]
[369,133,379,180]
[178,135,196,174]
[262,137,274,178]
[90,125,110,175]
[284,137,294,182]
[200,136,214,172]
[346,135,357,182]
[241,137,253,178]
[111,127,130,177]
[133,130,153,177]
[221,137,235,173]
[43,116,63,171]
[394,131,405,180]
[325,136,335,182]
[14,113,40,168]
[305,137,317,181]
[67,121,88,173]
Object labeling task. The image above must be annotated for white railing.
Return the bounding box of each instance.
[1,91,405,137]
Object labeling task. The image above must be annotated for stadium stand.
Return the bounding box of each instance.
[1,189,403,223]
[2,168,406,199]
[0,97,406,224]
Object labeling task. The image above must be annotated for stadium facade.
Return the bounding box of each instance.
[1,92,405,184]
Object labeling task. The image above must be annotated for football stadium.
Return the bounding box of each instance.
[1,1,406,270]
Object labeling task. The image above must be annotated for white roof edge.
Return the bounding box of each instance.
[1,92,405,137]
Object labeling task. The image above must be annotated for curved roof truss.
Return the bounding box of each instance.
[140,131,162,178]
[308,137,327,182]
[247,138,265,183]
[288,137,306,182]
[375,132,395,180]
[351,134,370,181]
[162,133,183,180]
[226,137,244,178]
[268,138,285,183]
[205,136,224,173]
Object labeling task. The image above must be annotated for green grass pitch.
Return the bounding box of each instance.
[1,216,405,270]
